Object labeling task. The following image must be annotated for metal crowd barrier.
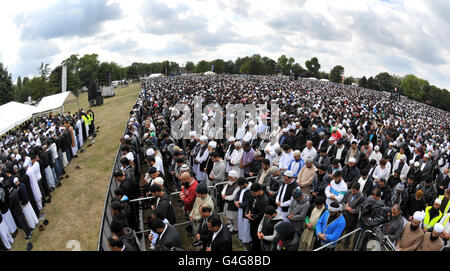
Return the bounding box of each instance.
[313,228,362,251]
[97,125,129,251]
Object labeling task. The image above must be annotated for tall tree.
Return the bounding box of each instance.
[367,76,376,90]
[305,57,321,78]
[359,76,367,88]
[0,63,14,105]
[400,74,429,101]
[374,72,395,92]
[185,61,195,73]
[195,60,210,73]
[329,65,344,83]
[78,54,100,87]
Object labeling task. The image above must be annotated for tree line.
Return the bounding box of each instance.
[0,53,449,111]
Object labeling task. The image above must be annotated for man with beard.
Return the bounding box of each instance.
[315,201,346,250]
[396,211,425,251]
[418,223,444,251]
[423,198,443,231]
[310,164,331,204]
[381,204,405,243]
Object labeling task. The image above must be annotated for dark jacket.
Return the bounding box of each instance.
[359,197,388,228]
[207,224,232,251]
[246,192,270,225]
[155,224,182,251]
[381,214,404,242]
[8,188,31,234]
[156,193,176,225]
[342,165,361,188]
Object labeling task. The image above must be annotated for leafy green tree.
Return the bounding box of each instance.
[359,76,367,88]
[374,72,395,92]
[224,60,235,74]
[211,59,225,74]
[239,59,266,75]
[185,61,195,72]
[0,63,14,105]
[195,60,210,73]
[367,76,376,90]
[344,76,354,85]
[78,54,100,87]
[234,57,250,74]
[305,57,321,78]
[329,65,344,83]
[400,74,429,101]
[261,56,276,75]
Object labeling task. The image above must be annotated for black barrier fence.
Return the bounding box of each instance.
[97,124,129,251]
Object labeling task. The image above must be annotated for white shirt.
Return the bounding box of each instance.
[335,147,345,160]
[212,224,223,243]
[279,151,294,170]
[301,147,317,161]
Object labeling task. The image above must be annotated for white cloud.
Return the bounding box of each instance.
[0,0,449,90]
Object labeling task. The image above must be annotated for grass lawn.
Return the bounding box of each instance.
[9,83,140,251]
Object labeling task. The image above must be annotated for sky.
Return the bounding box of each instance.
[0,0,449,89]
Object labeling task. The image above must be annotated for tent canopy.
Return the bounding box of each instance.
[204,71,216,76]
[33,91,78,116]
[149,73,164,78]
[0,102,37,136]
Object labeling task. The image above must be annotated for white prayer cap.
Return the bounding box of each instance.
[400,155,407,160]
[409,160,414,165]
[374,146,380,151]
[312,124,318,129]
[329,137,335,141]
[146,148,155,156]
[282,128,288,133]
[249,121,255,126]
[284,170,294,178]
[200,135,208,142]
[349,157,356,163]
[189,131,196,137]
[414,161,420,167]
[389,142,393,146]
[208,141,217,149]
[410,140,415,144]
[351,139,358,144]
[13,177,19,184]
[319,132,325,136]
[228,170,239,178]
[305,157,313,163]
[293,150,301,156]
[180,165,190,171]
[435,198,442,205]
[338,124,343,129]
[413,211,425,222]
[234,142,242,147]
[124,135,130,139]
[153,177,164,186]
[424,154,429,158]
[228,137,235,142]
[433,223,444,233]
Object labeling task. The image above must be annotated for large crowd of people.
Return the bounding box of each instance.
[105,74,450,252]
[0,109,96,250]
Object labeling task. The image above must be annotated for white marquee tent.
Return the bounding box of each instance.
[0,102,37,135]
[0,92,79,136]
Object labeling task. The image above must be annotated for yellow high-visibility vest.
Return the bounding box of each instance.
[438,195,450,215]
[88,112,93,122]
[423,206,443,230]
[82,115,90,126]
[442,214,450,227]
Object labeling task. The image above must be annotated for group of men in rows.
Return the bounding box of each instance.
[107,74,450,251]
[0,109,96,250]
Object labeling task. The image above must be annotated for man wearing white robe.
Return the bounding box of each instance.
[27,157,43,211]
[230,142,244,177]
[264,136,280,166]
[193,136,209,182]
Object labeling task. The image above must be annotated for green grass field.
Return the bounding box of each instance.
[10,83,140,251]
